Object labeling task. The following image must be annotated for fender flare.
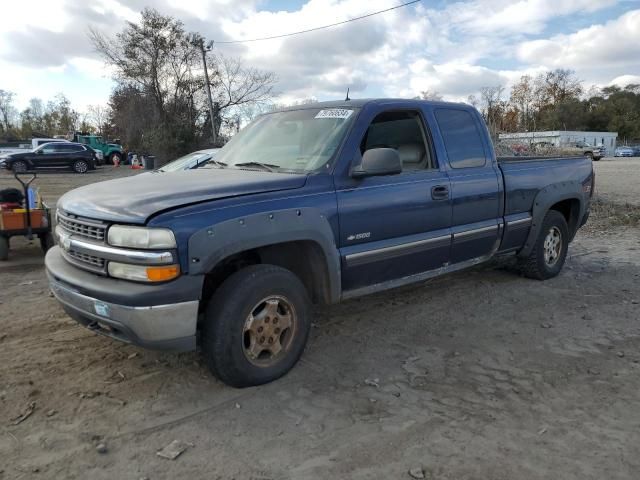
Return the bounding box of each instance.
[518,180,585,258]
[187,207,341,303]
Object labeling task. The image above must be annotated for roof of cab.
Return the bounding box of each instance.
[273,98,468,112]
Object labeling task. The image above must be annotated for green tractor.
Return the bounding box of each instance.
[72,133,124,165]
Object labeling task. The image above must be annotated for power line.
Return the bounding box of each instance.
[214,0,421,44]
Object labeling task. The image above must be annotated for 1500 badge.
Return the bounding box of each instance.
[347,232,371,241]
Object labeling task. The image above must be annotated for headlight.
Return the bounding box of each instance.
[108,261,180,282]
[107,225,176,249]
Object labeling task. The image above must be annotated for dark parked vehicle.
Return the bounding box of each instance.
[46,99,594,387]
[3,142,97,174]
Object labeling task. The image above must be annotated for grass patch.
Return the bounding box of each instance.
[585,197,640,231]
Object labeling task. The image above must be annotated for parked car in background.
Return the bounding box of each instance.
[153,149,221,173]
[614,146,634,157]
[3,142,97,173]
[0,138,70,157]
[631,145,640,156]
[47,98,594,387]
[72,133,124,165]
[570,142,604,161]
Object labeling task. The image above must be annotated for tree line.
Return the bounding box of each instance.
[0,91,110,141]
[469,70,640,143]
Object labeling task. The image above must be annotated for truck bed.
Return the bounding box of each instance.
[498,155,593,217]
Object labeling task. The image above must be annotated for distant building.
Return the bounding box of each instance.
[499,131,618,150]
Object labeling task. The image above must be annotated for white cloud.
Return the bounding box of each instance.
[517,9,640,69]
[440,0,616,35]
[0,0,639,112]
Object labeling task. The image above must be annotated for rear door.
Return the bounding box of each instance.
[50,144,79,168]
[432,107,502,264]
[336,104,452,292]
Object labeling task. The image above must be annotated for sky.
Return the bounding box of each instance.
[1,0,639,111]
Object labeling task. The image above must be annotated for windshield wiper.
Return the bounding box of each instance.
[234,161,279,172]
[207,159,227,169]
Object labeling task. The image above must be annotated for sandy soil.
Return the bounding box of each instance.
[1,164,639,480]
[593,156,640,206]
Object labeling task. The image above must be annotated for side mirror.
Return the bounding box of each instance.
[351,148,402,178]
[35,150,43,155]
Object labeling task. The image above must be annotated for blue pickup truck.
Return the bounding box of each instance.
[46,99,594,387]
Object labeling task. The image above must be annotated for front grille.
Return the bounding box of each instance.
[57,212,106,242]
[66,250,106,269]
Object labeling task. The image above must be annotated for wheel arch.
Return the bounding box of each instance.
[188,208,341,307]
[518,180,586,258]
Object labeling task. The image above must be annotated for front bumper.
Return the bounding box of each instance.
[46,246,201,351]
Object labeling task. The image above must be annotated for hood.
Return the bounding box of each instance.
[5,151,30,160]
[58,168,307,224]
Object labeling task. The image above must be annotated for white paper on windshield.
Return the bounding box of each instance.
[314,109,354,120]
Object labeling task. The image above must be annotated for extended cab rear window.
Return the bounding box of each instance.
[435,108,486,168]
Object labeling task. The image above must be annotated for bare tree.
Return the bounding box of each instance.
[89,8,277,157]
[0,89,16,132]
[210,54,277,137]
[87,104,112,136]
[480,85,505,139]
[510,75,535,131]
[417,89,443,101]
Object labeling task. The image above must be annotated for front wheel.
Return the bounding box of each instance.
[201,265,312,388]
[519,210,569,280]
[72,160,89,174]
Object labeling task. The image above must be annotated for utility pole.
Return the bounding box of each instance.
[197,38,218,145]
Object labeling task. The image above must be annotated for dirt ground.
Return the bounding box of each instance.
[1,160,639,480]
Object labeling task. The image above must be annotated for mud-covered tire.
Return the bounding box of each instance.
[39,232,54,253]
[519,210,569,280]
[0,236,9,261]
[201,264,311,388]
[11,160,27,173]
[72,160,89,174]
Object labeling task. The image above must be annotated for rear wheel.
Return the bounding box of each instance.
[201,264,312,388]
[12,160,27,173]
[110,152,122,165]
[519,210,569,280]
[72,160,89,174]
[0,236,9,261]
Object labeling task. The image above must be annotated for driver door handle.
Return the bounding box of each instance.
[431,185,449,200]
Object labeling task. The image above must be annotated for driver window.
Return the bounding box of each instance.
[360,111,433,170]
[41,145,57,154]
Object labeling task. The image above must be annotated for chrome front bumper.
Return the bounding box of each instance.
[46,247,199,351]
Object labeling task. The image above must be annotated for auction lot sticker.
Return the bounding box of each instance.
[315,109,354,119]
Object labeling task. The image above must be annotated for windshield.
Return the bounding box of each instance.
[215,107,357,173]
[159,152,212,172]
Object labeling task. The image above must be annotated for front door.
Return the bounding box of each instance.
[336,107,452,292]
[31,144,59,169]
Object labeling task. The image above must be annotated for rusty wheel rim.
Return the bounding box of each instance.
[242,295,297,367]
